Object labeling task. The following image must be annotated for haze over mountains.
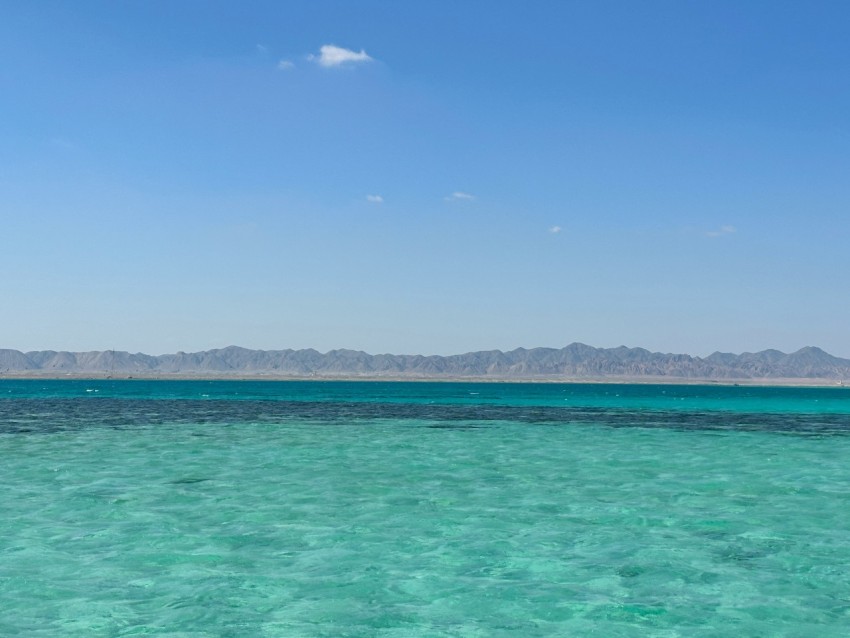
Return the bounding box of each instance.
[1,344,849,381]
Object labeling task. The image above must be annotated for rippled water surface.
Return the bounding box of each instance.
[2,380,850,636]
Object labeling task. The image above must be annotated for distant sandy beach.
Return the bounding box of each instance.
[1,371,846,388]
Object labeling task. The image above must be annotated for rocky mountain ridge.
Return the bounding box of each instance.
[1,344,849,380]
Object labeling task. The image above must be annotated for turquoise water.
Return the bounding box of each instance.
[2,381,850,636]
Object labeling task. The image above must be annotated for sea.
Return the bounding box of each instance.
[2,379,850,637]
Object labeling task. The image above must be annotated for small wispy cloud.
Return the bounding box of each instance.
[256,44,268,54]
[309,44,373,67]
[366,194,384,204]
[445,192,475,202]
[278,60,295,70]
[549,226,562,234]
[706,224,737,238]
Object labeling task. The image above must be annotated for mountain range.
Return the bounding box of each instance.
[1,344,849,380]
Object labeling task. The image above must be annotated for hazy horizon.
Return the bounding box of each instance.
[2,342,846,361]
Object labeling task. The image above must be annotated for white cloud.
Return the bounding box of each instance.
[549,226,562,234]
[278,60,295,70]
[366,194,384,203]
[256,44,268,54]
[706,224,737,237]
[445,192,475,202]
[310,44,373,67]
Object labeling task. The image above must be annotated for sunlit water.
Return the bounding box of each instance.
[2,380,850,636]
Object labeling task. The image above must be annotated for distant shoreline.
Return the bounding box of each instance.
[0,371,846,388]
[3,343,849,385]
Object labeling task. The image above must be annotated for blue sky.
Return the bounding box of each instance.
[2,1,849,356]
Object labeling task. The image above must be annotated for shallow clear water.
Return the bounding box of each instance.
[2,380,850,636]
